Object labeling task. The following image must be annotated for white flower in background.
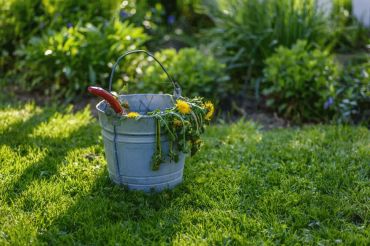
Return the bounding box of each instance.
[44,50,53,56]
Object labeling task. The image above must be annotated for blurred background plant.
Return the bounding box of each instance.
[13,20,148,99]
[201,0,330,97]
[0,0,122,72]
[125,48,229,103]
[0,0,369,125]
[329,0,370,52]
[262,40,339,123]
[118,0,212,49]
[335,61,370,124]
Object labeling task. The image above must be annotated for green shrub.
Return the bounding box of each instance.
[0,0,122,74]
[119,0,211,49]
[335,62,370,124]
[0,0,41,73]
[0,0,121,45]
[14,20,148,98]
[42,0,120,25]
[203,0,329,93]
[128,48,229,102]
[329,0,370,52]
[0,0,39,48]
[263,40,339,123]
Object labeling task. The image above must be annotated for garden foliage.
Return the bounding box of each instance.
[0,0,122,68]
[335,61,370,124]
[0,0,369,124]
[129,48,229,101]
[203,0,329,91]
[14,20,148,98]
[121,0,211,49]
[263,40,339,123]
[330,0,370,52]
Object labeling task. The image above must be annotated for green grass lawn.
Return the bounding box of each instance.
[0,103,369,245]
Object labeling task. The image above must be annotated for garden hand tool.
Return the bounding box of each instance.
[88,86,126,114]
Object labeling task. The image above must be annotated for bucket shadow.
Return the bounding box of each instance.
[38,170,185,244]
[35,125,243,244]
[1,105,184,243]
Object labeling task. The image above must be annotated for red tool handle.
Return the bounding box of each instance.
[88,86,125,114]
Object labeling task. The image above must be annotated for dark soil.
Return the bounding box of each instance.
[2,85,289,130]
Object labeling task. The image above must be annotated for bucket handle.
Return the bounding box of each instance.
[108,50,182,98]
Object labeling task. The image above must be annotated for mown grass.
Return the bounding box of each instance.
[0,103,369,245]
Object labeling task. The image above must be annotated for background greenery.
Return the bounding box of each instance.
[0,0,369,122]
[262,40,339,122]
[129,48,230,101]
[15,20,148,98]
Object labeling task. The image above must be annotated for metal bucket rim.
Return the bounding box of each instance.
[96,93,175,119]
[117,93,174,98]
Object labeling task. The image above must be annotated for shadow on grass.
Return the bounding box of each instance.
[0,107,52,146]
[1,104,185,244]
[1,106,97,203]
[38,170,185,244]
[36,123,254,244]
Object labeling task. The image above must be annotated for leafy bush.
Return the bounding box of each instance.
[0,0,40,49]
[14,20,148,98]
[0,0,122,74]
[263,40,339,123]
[329,0,370,52]
[0,0,121,46]
[203,0,329,93]
[335,62,370,124]
[41,0,120,26]
[0,0,41,73]
[119,0,212,49]
[128,48,229,102]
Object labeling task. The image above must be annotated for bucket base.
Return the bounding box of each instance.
[109,171,183,192]
[107,157,185,192]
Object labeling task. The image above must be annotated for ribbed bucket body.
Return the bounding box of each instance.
[97,94,185,192]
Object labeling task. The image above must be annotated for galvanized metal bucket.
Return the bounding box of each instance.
[96,50,184,192]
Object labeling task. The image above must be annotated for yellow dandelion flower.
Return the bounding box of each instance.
[176,99,191,114]
[127,112,140,118]
[173,119,182,127]
[204,101,215,121]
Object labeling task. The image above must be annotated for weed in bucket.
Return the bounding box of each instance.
[88,50,214,192]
